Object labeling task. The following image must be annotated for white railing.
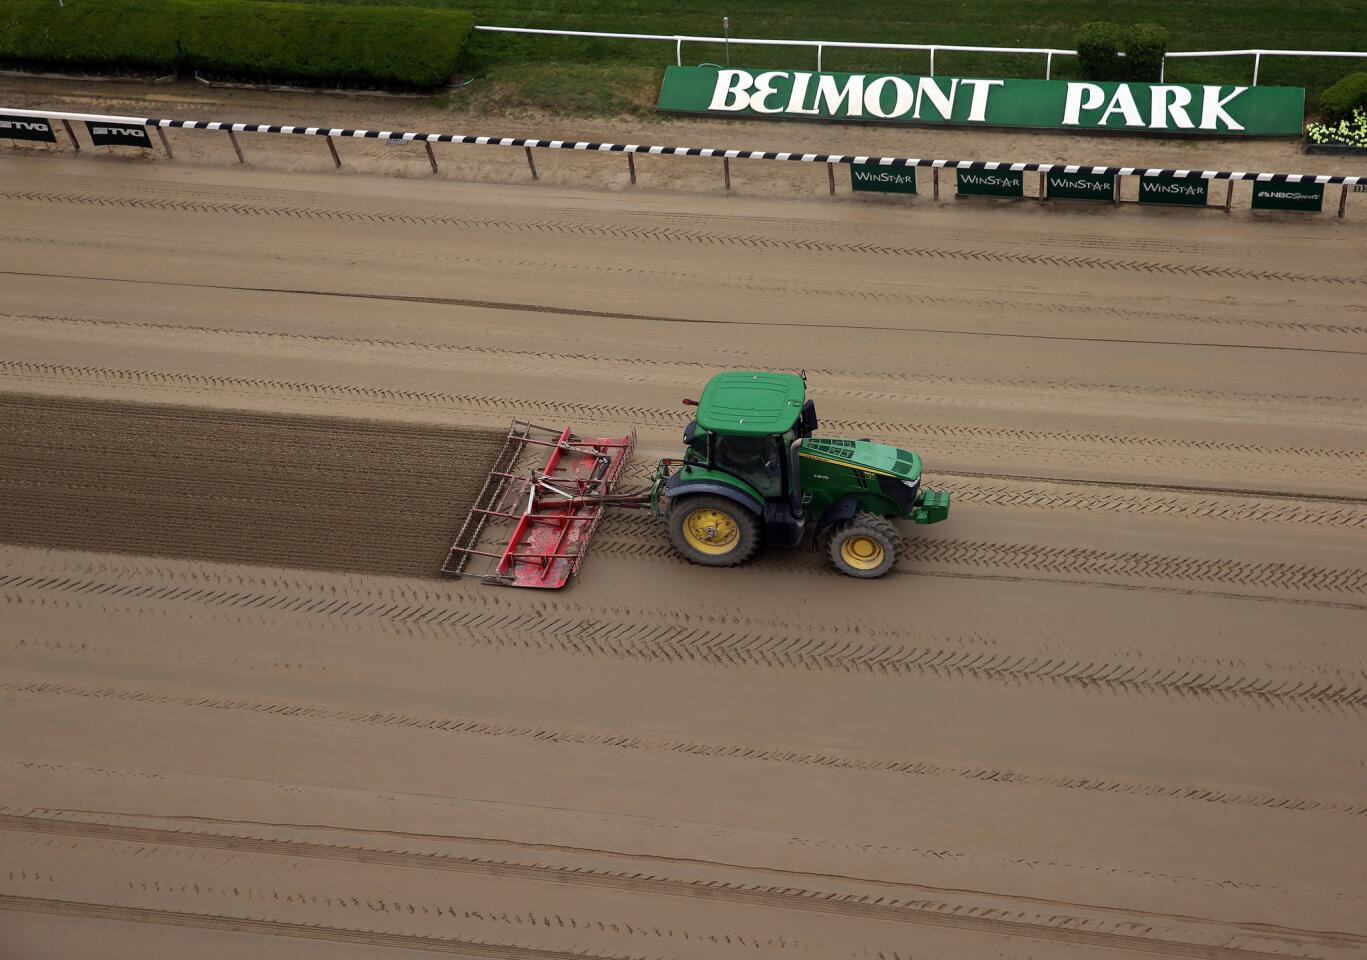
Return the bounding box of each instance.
[473,26,1367,84]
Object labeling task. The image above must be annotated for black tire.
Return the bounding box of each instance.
[827,512,902,579]
[667,495,762,567]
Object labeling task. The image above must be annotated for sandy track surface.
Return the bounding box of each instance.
[1,151,1365,959]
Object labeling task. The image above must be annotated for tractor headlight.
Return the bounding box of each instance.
[902,479,919,490]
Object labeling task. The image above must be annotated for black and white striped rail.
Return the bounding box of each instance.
[4,108,1363,196]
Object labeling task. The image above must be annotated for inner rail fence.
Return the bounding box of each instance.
[472,26,1367,85]
[2,107,1363,218]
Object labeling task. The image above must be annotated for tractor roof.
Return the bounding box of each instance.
[696,371,806,437]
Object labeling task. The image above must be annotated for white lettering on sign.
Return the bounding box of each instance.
[1063,84,1106,125]
[1063,82,1248,130]
[708,69,754,110]
[0,120,50,131]
[914,77,958,120]
[1142,181,1204,195]
[863,76,915,119]
[1149,86,1195,130]
[814,74,865,116]
[1201,86,1247,131]
[751,71,788,114]
[961,79,1005,122]
[854,169,916,184]
[1098,86,1144,126]
[959,172,1018,186]
[93,126,147,138]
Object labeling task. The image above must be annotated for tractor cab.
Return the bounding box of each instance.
[663,370,950,578]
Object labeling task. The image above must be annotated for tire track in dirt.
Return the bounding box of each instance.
[4,190,1364,286]
[7,801,1356,907]
[4,362,1363,480]
[0,895,650,960]
[6,312,1358,410]
[8,237,1366,339]
[5,680,1365,818]
[4,558,1365,713]
[1,817,1352,959]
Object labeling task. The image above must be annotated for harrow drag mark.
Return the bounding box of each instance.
[0,393,502,578]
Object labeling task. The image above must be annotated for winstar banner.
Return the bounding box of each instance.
[657,66,1304,136]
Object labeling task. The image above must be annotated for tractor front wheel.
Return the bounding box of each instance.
[828,512,902,579]
[667,495,762,567]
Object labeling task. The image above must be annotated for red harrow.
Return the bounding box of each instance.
[441,420,668,589]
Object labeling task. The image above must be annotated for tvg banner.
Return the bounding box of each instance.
[657,66,1305,136]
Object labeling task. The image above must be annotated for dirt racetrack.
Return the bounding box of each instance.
[0,393,500,577]
[1,142,1366,960]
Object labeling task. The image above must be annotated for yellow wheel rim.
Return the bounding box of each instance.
[681,508,741,555]
[840,535,885,570]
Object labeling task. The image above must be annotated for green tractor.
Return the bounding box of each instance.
[655,371,950,578]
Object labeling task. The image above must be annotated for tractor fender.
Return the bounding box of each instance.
[814,494,861,540]
[665,479,763,516]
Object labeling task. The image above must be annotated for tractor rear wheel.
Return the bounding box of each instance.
[828,512,902,579]
[667,495,762,567]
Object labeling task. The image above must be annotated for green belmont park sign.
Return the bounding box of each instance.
[657,66,1305,136]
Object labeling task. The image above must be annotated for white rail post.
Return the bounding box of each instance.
[60,119,80,152]
[817,42,823,71]
[1253,51,1261,84]
[675,37,683,66]
[929,47,936,76]
[227,128,244,164]
[524,145,538,179]
[155,126,174,159]
[1045,51,1053,79]
[1159,56,1165,82]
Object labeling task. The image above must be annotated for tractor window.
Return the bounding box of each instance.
[713,434,783,499]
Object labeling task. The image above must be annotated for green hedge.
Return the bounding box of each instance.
[1077,21,1169,83]
[0,0,183,73]
[183,1,474,87]
[1318,72,1367,123]
[0,0,473,88]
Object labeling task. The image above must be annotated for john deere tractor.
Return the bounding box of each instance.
[654,371,950,578]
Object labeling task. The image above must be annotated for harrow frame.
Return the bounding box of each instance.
[441,420,658,589]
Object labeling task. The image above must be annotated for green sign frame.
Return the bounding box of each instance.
[850,162,918,194]
[956,169,1024,198]
[1046,170,1115,202]
[657,66,1305,137]
[1251,180,1324,211]
[1138,175,1209,206]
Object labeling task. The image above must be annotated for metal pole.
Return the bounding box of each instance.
[1224,180,1233,214]
[524,146,538,179]
[723,17,730,66]
[817,43,823,71]
[929,48,936,76]
[627,152,636,184]
[227,129,244,164]
[933,167,939,200]
[1039,171,1046,202]
[422,141,437,174]
[1253,51,1261,85]
[1340,184,1349,219]
[60,119,80,152]
[676,37,682,66]
[1113,175,1120,206]
[155,125,173,159]
[827,161,835,195]
[1045,51,1052,80]
[1159,56,1166,82]
[723,156,731,192]
[325,135,341,168]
